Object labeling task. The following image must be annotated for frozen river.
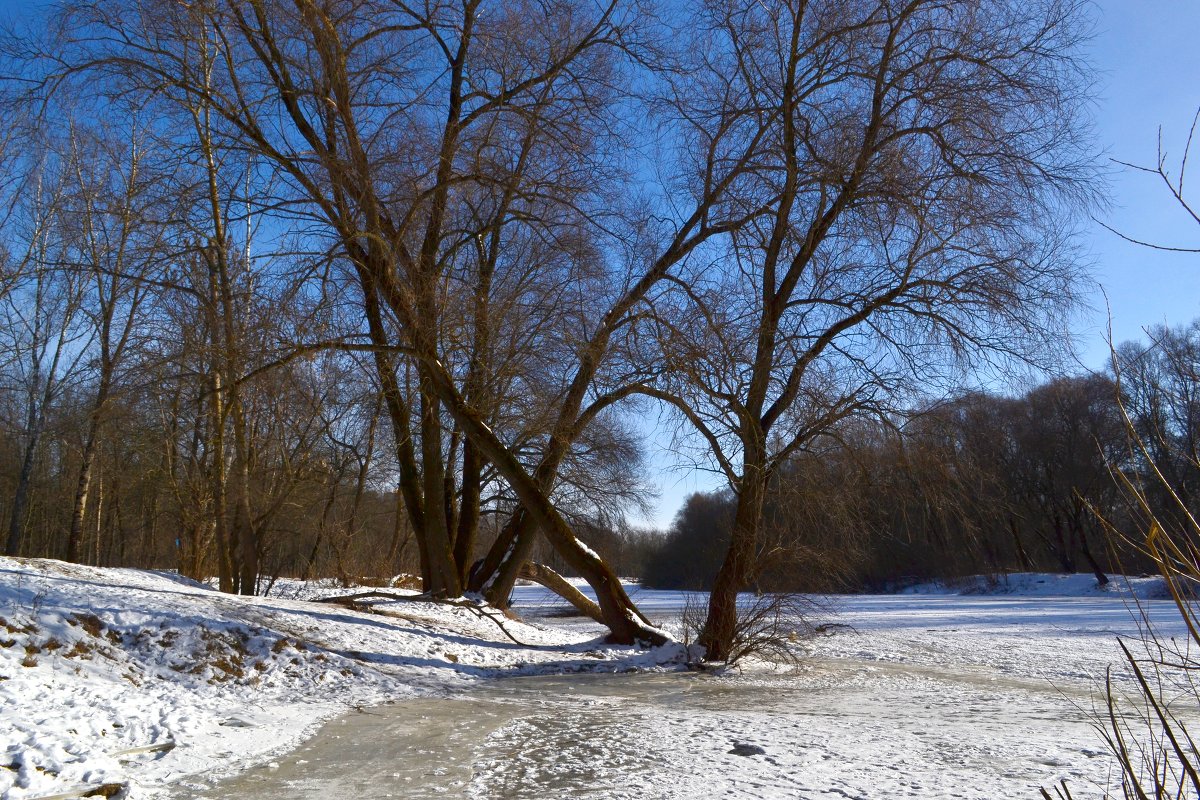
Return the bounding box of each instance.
[186,589,1190,799]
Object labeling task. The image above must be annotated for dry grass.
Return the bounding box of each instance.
[1054,366,1200,799]
[679,592,825,667]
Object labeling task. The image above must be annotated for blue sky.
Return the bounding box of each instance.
[1080,0,1200,365]
[642,1,1200,529]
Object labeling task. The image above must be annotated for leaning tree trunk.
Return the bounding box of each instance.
[469,440,580,607]
[370,282,668,640]
[518,562,604,623]
[468,508,538,605]
[418,357,665,645]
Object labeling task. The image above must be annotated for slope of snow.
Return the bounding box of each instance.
[0,558,681,799]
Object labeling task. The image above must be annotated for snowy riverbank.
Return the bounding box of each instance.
[897,571,1172,598]
[0,558,679,799]
[2,559,1191,798]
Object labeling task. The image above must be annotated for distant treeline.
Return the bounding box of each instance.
[624,324,1200,592]
[7,319,1199,594]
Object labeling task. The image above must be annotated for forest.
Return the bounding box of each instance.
[0,0,1144,659]
[9,292,1193,599]
[643,332,1200,593]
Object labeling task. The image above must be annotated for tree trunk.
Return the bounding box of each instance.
[1008,517,1033,572]
[454,439,483,586]
[208,361,233,593]
[347,398,379,558]
[698,462,768,662]
[67,382,110,563]
[469,436,580,606]
[1073,500,1108,587]
[358,264,430,583]
[1051,513,1076,573]
[6,433,41,556]
[93,472,104,566]
[443,425,461,562]
[476,510,538,608]
[7,349,54,556]
[1079,531,1109,587]
[406,351,662,643]
[230,398,257,595]
[418,387,461,597]
[303,473,341,581]
[386,488,412,575]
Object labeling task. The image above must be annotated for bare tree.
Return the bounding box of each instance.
[60,122,164,563]
[29,0,1093,655]
[44,0,757,643]
[2,145,91,556]
[642,0,1095,660]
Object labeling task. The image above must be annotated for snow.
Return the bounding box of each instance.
[2,559,1194,799]
[513,578,1190,692]
[0,558,679,799]
[495,579,1196,798]
[896,571,1172,599]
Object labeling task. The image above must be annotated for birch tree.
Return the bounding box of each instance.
[2,150,90,555]
[61,123,164,563]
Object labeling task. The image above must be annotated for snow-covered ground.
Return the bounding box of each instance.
[2,560,1191,799]
[0,558,678,799]
[897,571,1172,598]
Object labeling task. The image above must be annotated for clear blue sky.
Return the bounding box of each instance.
[641,1,1200,530]
[1079,0,1200,365]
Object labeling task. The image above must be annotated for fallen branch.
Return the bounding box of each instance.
[315,590,419,604]
[316,590,534,647]
[517,562,605,624]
